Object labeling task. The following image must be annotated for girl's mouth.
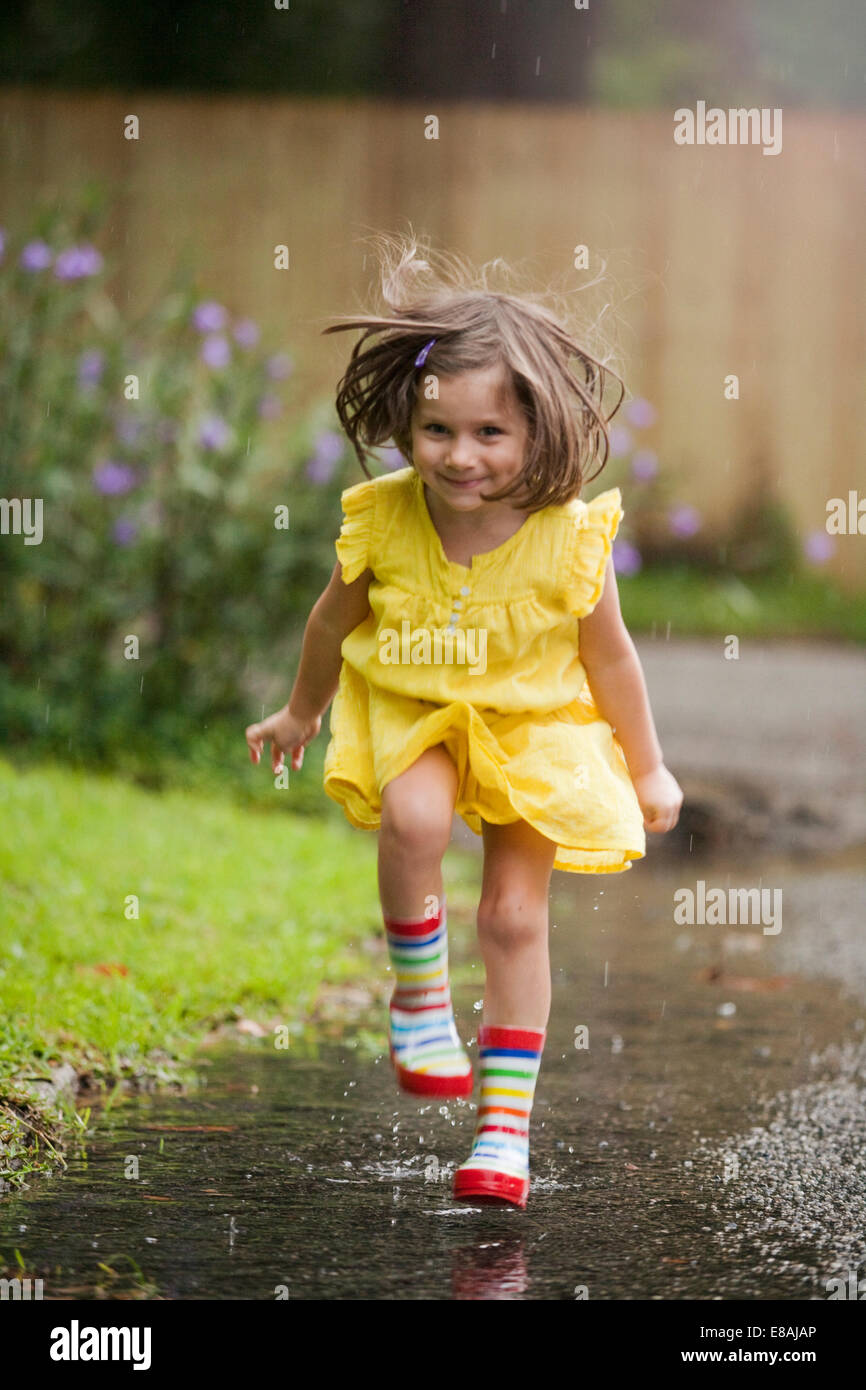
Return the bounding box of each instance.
[443,476,485,490]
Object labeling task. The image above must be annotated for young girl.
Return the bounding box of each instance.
[245,239,683,1209]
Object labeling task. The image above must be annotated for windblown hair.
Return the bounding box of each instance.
[321,231,626,511]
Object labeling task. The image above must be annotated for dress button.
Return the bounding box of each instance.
[460,585,470,596]
[452,599,462,610]
[449,613,459,624]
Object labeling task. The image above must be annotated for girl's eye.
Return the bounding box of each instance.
[423,424,501,437]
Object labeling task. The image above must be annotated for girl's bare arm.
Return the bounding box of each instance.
[287,562,374,723]
[577,556,682,832]
[245,562,373,772]
[577,555,664,778]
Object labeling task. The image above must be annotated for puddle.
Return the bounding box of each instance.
[2,848,864,1300]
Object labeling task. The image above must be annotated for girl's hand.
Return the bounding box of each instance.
[245,704,322,775]
[632,763,683,834]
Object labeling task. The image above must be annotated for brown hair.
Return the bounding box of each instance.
[321,231,626,512]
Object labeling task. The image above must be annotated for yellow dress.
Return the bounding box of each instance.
[322,466,646,873]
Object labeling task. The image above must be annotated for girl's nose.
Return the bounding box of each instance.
[445,437,474,465]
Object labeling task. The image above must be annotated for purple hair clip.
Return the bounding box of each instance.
[414,338,436,368]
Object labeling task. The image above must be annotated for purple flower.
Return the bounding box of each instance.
[266,352,294,381]
[613,539,642,576]
[380,447,407,471]
[201,334,231,369]
[625,398,657,429]
[257,394,282,420]
[233,318,260,349]
[78,348,105,388]
[92,461,137,495]
[20,240,53,272]
[306,429,345,485]
[608,425,632,458]
[113,518,138,546]
[192,301,227,333]
[669,503,702,538]
[197,413,232,451]
[803,531,835,565]
[631,449,659,482]
[317,430,345,464]
[54,244,104,280]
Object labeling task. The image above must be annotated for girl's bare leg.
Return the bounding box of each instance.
[452,818,557,1207]
[477,818,558,1027]
[378,744,459,918]
[378,744,471,1096]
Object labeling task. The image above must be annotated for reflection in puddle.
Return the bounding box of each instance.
[452,1239,529,1298]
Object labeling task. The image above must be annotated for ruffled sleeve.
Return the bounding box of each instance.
[334,478,378,583]
[562,486,623,617]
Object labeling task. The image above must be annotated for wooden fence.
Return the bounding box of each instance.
[2,89,864,585]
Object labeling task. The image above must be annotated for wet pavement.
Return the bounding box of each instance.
[635,636,866,857]
[3,844,864,1301]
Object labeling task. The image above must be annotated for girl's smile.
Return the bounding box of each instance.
[410,363,531,528]
[442,474,486,490]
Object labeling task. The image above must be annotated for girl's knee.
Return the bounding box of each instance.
[379,746,457,855]
[380,805,452,858]
[476,894,548,951]
[380,786,452,856]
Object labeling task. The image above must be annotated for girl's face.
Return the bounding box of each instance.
[409,364,531,518]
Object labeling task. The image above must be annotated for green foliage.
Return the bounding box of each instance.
[0,185,355,770]
[2,1,863,109]
[618,567,866,642]
[591,0,866,110]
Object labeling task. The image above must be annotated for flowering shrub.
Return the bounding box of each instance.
[600,396,808,580]
[0,188,351,764]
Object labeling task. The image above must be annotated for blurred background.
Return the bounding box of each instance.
[0,0,864,799]
[2,3,866,1275]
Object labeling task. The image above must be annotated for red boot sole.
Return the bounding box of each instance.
[453,1167,529,1208]
[389,1046,474,1098]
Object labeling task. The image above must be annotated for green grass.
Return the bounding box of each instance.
[0,756,384,1085]
[0,757,486,1182]
[620,567,866,641]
